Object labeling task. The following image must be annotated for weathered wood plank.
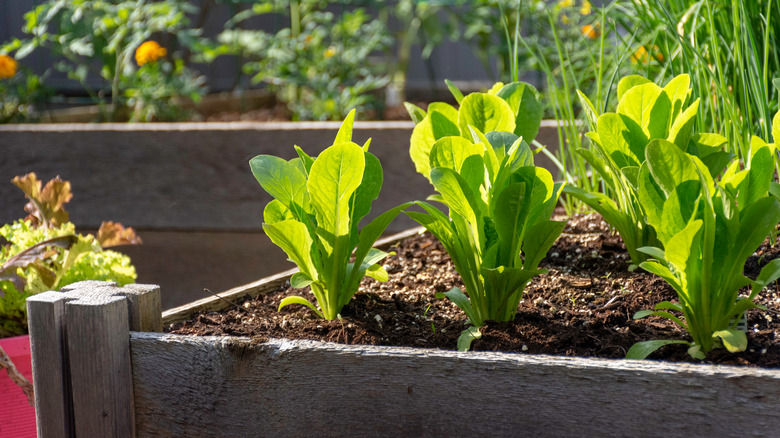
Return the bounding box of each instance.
[27,292,72,438]
[66,294,134,438]
[130,332,780,438]
[161,227,426,325]
[161,267,299,325]
[0,122,425,231]
[121,284,163,332]
[60,281,162,332]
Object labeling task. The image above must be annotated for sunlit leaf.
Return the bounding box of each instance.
[97,221,142,248]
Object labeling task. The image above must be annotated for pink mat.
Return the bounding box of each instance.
[0,335,36,437]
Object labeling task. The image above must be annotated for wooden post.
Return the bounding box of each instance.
[27,281,161,438]
[27,292,71,438]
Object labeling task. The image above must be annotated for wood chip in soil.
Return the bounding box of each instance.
[168,213,780,368]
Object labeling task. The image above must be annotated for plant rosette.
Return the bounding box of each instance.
[404,81,563,349]
[249,110,411,320]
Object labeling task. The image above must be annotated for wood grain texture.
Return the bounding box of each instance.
[121,284,163,332]
[130,332,780,438]
[0,123,562,232]
[26,291,72,438]
[161,227,425,325]
[66,294,134,438]
[0,123,425,232]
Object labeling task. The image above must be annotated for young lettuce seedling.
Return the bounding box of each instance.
[406,81,564,350]
[568,74,733,266]
[627,139,780,360]
[249,110,410,320]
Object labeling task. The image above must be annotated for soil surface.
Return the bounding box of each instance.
[168,212,780,368]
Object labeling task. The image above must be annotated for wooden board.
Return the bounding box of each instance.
[0,122,425,232]
[130,332,780,437]
[161,226,426,325]
[0,122,563,231]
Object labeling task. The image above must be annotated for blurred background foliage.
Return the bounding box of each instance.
[1,0,779,172]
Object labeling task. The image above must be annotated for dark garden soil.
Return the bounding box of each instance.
[168,212,780,368]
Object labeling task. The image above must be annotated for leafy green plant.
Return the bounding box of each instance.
[406,82,564,350]
[205,2,390,121]
[125,52,205,122]
[4,0,205,121]
[0,173,141,338]
[249,111,410,320]
[566,74,732,265]
[627,138,780,360]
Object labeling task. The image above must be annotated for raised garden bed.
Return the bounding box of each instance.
[0,119,562,310]
[26,223,780,437]
[166,214,780,368]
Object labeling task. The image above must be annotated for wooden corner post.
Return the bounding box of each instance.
[26,281,161,438]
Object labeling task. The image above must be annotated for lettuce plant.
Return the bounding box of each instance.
[406,82,564,349]
[249,111,410,320]
[568,74,733,265]
[0,173,140,337]
[627,139,780,359]
[408,80,543,180]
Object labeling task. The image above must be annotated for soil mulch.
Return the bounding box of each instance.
[168,212,780,368]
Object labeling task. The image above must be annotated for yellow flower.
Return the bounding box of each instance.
[581,23,600,39]
[0,55,18,79]
[324,46,336,58]
[631,45,664,64]
[631,46,648,64]
[561,13,570,24]
[581,0,593,15]
[557,0,574,8]
[135,41,167,66]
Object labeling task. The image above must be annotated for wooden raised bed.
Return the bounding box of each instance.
[26,228,780,437]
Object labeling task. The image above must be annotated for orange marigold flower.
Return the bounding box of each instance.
[581,24,600,39]
[0,54,18,79]
[135,41,167,66]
